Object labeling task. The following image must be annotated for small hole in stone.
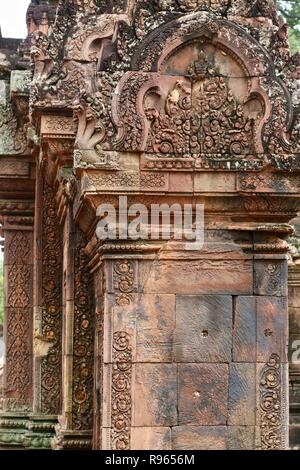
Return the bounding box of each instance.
[193,391,200,398]
[201,330,209,338]
[264,329,273,337]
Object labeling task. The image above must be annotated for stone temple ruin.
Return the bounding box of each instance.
[0,0,300,450]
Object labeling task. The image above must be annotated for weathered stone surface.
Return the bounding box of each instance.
[233,296,256,362]
[229,363,256,426]
[136,294,176,363]
[254,260,288,297]
[194,172,236,193]
[178,364,229,425]
[172,426,227,450]
[227,426,258,450]
[257,297,288,363]
[132,364,177,427]
[131,427,171,450]
[143,259,253,295]
[175,295,232,362]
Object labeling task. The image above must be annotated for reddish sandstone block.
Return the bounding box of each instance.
[136,294,175,363]
[227,426,259,450]
[254,260,288,297]
[131,427,171,450]
[174,295,232,363]
[233,296,256,362]
[143,259,253,295]
[228,363,256,425]
[172,426,227,450]
[132,364,177,427]
[257,297,288,363]
[178,363,229,425]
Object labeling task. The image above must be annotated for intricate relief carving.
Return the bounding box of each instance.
[260,76,298,169]
[72,231,94,430]
[6,309,31,407]
[5,231,32,411]
[8,266,30,308]
[41,116,76,135]
[111,331,132,450]
[190,74,256,162]
[113,73,150,152]
[40,183,63,414]
[89,173,139,188]
[260,354,282,450]
[113,260,136,306]
[141,173,166,188]
[239,173,300,193]
[143,54,262,169]
[88,172,166,189]
[10,71,32,96]
[8,231,30,260]
[74,72,118,166]
[146,79,191,156]
[0,101,27,155]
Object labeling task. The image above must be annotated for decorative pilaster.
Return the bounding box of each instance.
[0,218,34,447]
[24,176,63,449]
[288,218,300,449]
[52,204,94,450]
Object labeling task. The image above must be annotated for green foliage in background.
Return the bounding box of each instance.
[278,0,300,54]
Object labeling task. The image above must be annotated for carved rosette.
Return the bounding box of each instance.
[72,231,95,430]
[40,183,63,414]
[111,332,132,451]
[260,354,282,450]
[113,260,135,306]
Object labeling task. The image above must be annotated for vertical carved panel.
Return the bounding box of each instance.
[41,183,63,414]
[113,260,135,306]
[72,230,94,430]
[111,331,132,451]
[93,267,104,450]
[5,230,33,411]
[260,354,282,450]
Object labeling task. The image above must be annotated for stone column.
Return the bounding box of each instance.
[0,216,34,448]
[23,173,63,449]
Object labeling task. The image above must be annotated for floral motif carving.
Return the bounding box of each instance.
[260,354,282,450]
[113,73,150,152]
[89,173,139,188]
[113,260,136,306]
[72,231,95,430]
[5,231,33,411]
[145,57,259,167]
[111,331,132,450]
[40,183,63,414]
[146,80,191,156]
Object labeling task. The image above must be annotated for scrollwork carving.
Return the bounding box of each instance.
[260,354,282,450]
[40,183,63,414]
[72,231,95,430]
[111,331,132,450]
